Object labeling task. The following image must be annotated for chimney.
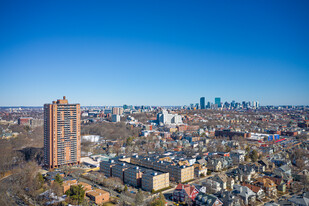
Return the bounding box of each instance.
[63,96,66,100]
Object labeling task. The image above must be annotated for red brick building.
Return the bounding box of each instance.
[44,96,81,169]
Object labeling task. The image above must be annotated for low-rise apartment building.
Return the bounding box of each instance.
[124,166,143,188]
[100,159,116,177]
[86,189,110,205]
[141,171,169,192]
[112,162,129,183]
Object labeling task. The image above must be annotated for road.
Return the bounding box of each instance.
[0,174,12,182]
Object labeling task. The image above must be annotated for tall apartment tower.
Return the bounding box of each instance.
[44,96,81,169]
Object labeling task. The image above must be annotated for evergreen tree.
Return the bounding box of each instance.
[55,173,63,185]
[65,184,85,204]
[149,192,166,206]
[250,150,258,162]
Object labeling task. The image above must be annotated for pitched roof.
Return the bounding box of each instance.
[267,176,283,185]
[195,193,222,206]
[241,183,263,193]
[279,165,291,173]
[234,185,256,198]
[197,159,207,165]
[288,195,309,205]
[255,177,277,188]
[214,174,228,182]
[175,183,196,196]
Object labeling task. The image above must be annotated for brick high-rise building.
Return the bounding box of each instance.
[44,96,81,169]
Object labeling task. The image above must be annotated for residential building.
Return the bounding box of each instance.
[141,171,169,192]
[100,159,116,177]
[112,114,120,122]
[233,185,256,205]
[254,177,277,197]
[220,191,241,206]
[18,117,33,126]
[202,179,221,194]
[62,179,77,193]
[173,184,199,203]
[212,174,228,190]
[287,194,309,206]
[241,183,265,200]
[194,164,207,177]
[86,189,110,205]
[112,163,129,182]
[130,155,194,183]
[195,193,223,206]
[168,165,194,183]
[112,107,123,115]
[44,96,81,169]
[157,110,183,125]
[124,166,143,188]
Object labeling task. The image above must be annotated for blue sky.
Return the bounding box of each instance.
[0,0,308,106]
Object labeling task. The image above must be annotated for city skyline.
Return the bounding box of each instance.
[0,1,308,106]
[0,95,303,107]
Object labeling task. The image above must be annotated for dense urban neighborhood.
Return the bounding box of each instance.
[0,99,308,206]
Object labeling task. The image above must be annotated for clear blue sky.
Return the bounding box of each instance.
[0,0,308,106]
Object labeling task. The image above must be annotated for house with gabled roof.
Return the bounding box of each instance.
[258,158,275,171]
[195,192,223,206]
[288,194,309,206]
[233,185,256,205]
[194,163,208,177]
[172,183,199,203]
[241,182,265,200]
[212,174,228,190]
[266,176,286,192]
[295,169,309,182]
[254,177,277,197]
[202,179,221,194]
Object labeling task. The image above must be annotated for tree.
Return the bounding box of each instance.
[225,145,231,152]
[51,181,63,197]
[36,172,44,189]
[296,159,305,171]
[135,189,144,206]
[250,150,258,162]
[149,192,166,206]
[24,125,31,133]
[55,173,64,185]
[245,146,250,154]
[245,154,250,162]
[65,184,85,204]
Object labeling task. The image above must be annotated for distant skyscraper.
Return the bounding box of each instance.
[207,101,211,109]
[44,96,81,169]
[195,103,199,110]
[200,97,205,109]
[215,97,221,107]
